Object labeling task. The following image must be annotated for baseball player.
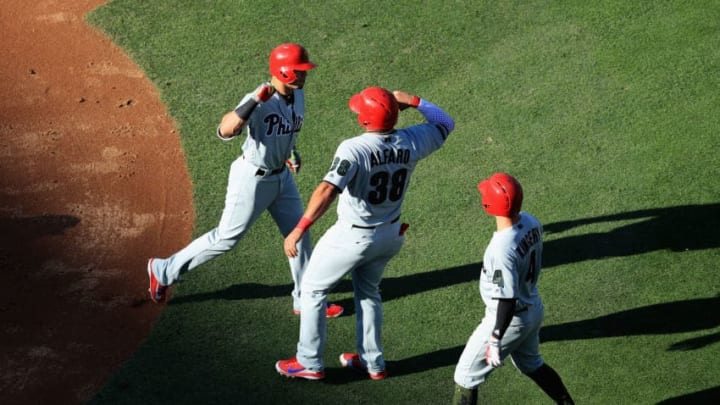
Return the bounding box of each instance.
[146,43,343,318]
[452,173,574,405]
[275,86,455,380]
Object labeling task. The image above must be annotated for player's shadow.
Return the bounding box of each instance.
[384,345,465,378]
[656,386,720,404]
[169,262,482,313]
[172,203,719,313]
[0,214,80,247]
[540,296,720,350]
[542,203,720,268]
[380,296,720,379]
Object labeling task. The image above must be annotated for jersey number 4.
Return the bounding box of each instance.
[526,250,539,285]
[368,169,408,204]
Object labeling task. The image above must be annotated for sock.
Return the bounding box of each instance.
[525,363,575,405]
[452,384,478,405]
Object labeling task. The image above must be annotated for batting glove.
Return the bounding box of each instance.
[253,82,275,103]
[286,148,301,174]
[485,337,502,367]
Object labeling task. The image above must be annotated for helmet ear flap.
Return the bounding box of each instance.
[279,66,296,83]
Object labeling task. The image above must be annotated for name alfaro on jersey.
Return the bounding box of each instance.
[370,147,410,168]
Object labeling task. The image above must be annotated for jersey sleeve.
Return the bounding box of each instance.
[483,249,519,300]
[416,99,455,136]
[402,123,447,160]
[322,140,358,190]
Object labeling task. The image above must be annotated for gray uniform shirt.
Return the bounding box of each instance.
[323,123,446,226]
[480,212,544,313]
[236,89,306,170]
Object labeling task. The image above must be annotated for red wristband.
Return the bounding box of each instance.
[296,216,313,231]
[410,95,421,108]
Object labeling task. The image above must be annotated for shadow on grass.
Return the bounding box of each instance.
[138,203,720,394]
[656,386,720,404]
[383,296,720,380]
[540,296,720,350]
[170,262,482,314]
[543,203,720,268]
[170,202,720,353]
[385,345,465,378]
[320,345,466,384]
[173,203,719,308]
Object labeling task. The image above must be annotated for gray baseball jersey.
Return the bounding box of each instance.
[454,212,546,389]
[239,89,306,170]
[480,212,543,313]
[295,100,454,373]
[323,124,445,226]
[149,86,311,311]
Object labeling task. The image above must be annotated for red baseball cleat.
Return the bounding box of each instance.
[293,303,345,318]
[147,258,167,303]
[339,352,387,380]
[275,357,324,380]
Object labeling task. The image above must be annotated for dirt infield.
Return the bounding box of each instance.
[0,1,193,403]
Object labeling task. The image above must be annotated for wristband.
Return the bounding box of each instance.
[296,216,313,231]
[410,95,421,108]
[234,98,259,121]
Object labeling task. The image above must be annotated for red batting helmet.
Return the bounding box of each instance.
[348,87,399,132]
[477,173,524,217]
[269,43,316,84]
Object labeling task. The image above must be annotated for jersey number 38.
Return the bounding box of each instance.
[368,169,408,204]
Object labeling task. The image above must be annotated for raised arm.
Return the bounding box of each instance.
[393,90,455,136]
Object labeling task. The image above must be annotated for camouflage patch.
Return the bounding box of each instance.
[492,270,504,287]
[337,159,351,176]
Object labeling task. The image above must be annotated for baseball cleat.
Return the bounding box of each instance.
[147,258,167,303]
[293,303,345,318]
[339,352,387,380]
[325,303,344,318]
[275,357,324,380]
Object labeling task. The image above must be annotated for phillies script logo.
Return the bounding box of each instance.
[264,113,303,137]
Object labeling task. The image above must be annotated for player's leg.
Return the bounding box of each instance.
[510,304,574,404]
[268,171,312,311]
[294,223,359,371]
[349,227,403,376]
[151,158,273,286]
[452,384,478,405]
[452,316,495,404]
[525,364,575,405]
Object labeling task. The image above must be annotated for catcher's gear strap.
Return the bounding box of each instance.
[416,99,455,139]
[492,298,516,339]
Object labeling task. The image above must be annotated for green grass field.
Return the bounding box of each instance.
[87,1,719,403]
